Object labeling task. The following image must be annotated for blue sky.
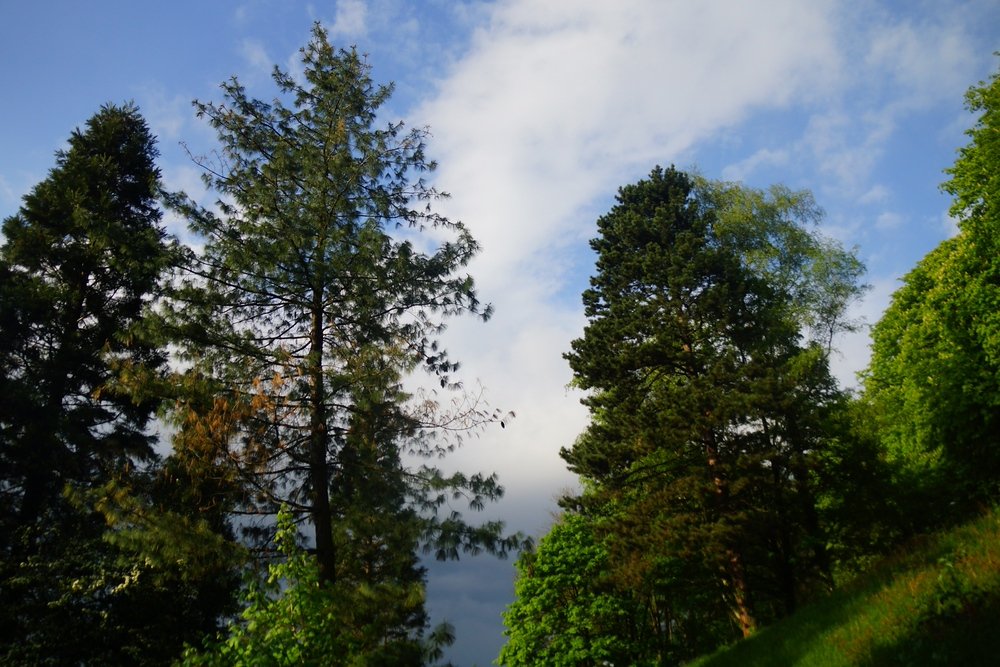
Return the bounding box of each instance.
[2,1,999,664]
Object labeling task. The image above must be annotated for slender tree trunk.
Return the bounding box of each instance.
[309,290,336,584]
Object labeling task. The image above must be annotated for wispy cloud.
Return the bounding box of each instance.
[135,86,192,142]
[865,16,978,108]
[420,0,841,294]
[328,0,367,38]
[940,209,961,237]
[722,148,791,182]
[240,38,273,78]
[796,5,983,200]
[859,184,890,205]
[832,274,898,389]
[875,210,904,230]
[0,175,17,211]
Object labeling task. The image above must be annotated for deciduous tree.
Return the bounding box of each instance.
[865,59,1000,514]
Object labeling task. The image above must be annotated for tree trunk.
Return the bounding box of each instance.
[704,430,757,638]
[309,291,337,584]
[725,546,756,638]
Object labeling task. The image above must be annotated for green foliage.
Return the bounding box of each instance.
[696,177,866,351]
[498,512,655,667]
[810,395,905,575]
[0,479,241,666]
[0,102,173,524]
[523,166,866,660]
[181,506,454,667]
[705,61,1000,640]
[864,58,1000,513]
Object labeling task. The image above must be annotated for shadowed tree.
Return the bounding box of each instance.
[0,104,235,664]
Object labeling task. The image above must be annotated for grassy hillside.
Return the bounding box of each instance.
[691,508,1000,666]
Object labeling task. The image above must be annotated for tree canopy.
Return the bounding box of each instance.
[502,167,866,662]
[864,59,1000,513]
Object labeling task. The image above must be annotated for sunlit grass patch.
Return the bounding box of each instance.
[691,509,1000,667]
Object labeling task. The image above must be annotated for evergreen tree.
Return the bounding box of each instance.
[0,104,233,664]
[166,24,522,660]
[0,103,170,528]
[557,167,863,650]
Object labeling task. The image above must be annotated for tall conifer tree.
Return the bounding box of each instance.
[557,167,863,651]
[167,24,521,659]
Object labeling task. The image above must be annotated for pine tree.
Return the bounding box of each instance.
[166,24,522,659]
[560,167,863,647]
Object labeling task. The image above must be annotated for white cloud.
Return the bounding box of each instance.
[135,86,191,142]
[795,7,984,199]
[875,210,903,230]
[801,107,898,198]
[329,0,368,38]
[408,7,850,619]
[859,184,890,205]
[240,38,273,78]
[722,148,790,182]
[829,274,898,389]
[940,209,961,237]
[865,16,978,107]
[420,0,841,292]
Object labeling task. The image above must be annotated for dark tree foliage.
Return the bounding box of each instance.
[0,103,169,525]
[526,167,864,660]
[0,104,236,664]
[165,24,523,661]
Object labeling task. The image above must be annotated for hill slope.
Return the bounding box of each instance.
[691,509,1000,666]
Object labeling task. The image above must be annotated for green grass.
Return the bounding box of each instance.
[690,509,1000,666]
